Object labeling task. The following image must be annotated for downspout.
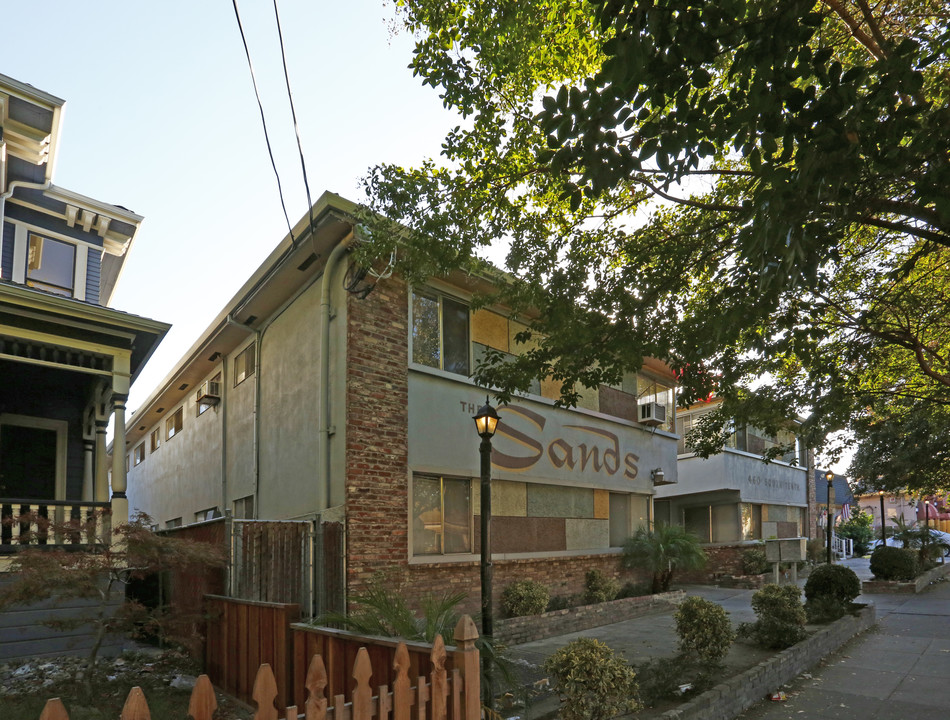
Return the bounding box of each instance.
[220,353,229,515]
[227,316,261,518]
[1,179,52,226]
[317,235,355,511]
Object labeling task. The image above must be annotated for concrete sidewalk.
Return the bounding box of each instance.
[738,562,950,720]
[506,558,950,720]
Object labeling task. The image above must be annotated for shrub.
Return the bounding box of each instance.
[739,584,807,649]
[501,579,550,617]
[804,564,861,606]
[674,596,735,662]
[870,546,919,581]
[583,569,619,604]
[543,638,641,720]
[741,547,769,575]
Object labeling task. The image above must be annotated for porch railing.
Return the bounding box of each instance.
[0,499,111,551]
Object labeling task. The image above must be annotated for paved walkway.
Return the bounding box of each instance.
[506,558,950,720]
[738,560,950,720]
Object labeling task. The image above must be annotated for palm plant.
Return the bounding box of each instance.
[621,524,707,593]
[314,574,514,693]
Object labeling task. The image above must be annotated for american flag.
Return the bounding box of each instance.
[838,503,851,523]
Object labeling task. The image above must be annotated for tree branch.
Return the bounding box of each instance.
[821,0,887,60]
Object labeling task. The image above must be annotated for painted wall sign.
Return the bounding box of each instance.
[410,373,674,492]
[489,404,640,481]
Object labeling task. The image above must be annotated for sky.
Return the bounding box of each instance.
[1,0,460,410]
[3,2,850,473]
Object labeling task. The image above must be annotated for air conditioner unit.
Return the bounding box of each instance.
[196,380,221,404]
[639,402,667,426]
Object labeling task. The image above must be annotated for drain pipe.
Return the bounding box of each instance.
[317,234,355,511]
[1,179,52,224]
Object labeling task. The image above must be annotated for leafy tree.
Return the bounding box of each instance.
[0,512,225,692]
[621,524,706,593]
[834,507,876,555]
[361,0,950,491]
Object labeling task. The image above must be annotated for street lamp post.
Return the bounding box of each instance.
[826,471,835,564]
[879,490,886,546]
[473,397,499,709]
[925,500,931,531]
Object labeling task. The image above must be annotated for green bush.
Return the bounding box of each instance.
[803,560,862,623]
[543,638,641,720]
[870,546,919,581]
[739,584,807,649]
[583,569,619,604]
[501,579,550,617]
[674,596,735,662]
[741,547,769,575]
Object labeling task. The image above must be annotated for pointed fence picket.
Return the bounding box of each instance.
[36,616,480,720]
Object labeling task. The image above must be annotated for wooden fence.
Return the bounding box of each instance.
[37,618,480,720]
[291,624,457,710]
[205,595,301,707]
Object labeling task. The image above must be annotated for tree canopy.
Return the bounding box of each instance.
[359,0,950,492]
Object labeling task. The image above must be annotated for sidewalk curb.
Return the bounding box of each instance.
[658,605,877,720]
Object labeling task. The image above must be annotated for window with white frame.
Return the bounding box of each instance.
[234,343,256,387]
[26,233,76,296]
[165,407,183,440]
[411,290,470,376]
[412,474,472,556]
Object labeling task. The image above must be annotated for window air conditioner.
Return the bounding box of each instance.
[196,380,222,404]
[639,402,667,426]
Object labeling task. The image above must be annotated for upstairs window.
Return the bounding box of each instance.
[234,343,256,386]
[26,233,75,296]
[133,444,145,466]
[165,407,183,440]
[150,428,161,453]
[411,290,470,376]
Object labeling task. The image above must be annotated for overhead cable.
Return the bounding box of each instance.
[230,0,296,244]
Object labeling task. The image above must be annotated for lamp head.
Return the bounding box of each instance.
[825,470,835,483]
[473,396,499,439]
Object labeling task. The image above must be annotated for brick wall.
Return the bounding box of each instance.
[677,544,748,583]
[344,277,410,599]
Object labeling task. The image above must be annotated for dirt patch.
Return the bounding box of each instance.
[0,649,253,720]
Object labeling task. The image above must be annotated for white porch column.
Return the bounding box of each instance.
[94,419,109,502]
[110,353,131,528]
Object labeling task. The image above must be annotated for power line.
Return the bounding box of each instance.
[272,0,315,237]
[230,0,296,244]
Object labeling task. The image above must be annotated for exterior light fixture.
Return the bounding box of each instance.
[651,468,665,484]
[473,397,499,438]
[472,395,498,709]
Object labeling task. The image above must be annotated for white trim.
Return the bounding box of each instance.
[73,244,88,301]
[0,414,68,501]
[4,212,108,251]
[11,224,26,283]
